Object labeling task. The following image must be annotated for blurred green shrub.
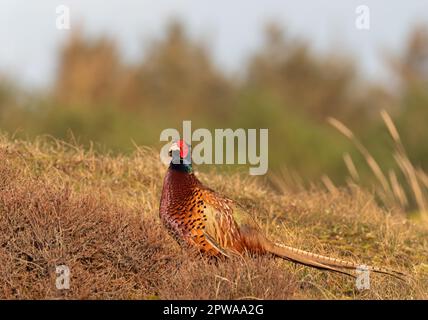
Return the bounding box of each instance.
[1,21,428,185]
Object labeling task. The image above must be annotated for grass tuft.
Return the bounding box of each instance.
[330,111,428,220]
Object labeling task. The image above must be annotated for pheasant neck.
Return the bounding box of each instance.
[169,161,193,173]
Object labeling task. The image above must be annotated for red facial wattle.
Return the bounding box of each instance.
[178,140,189,158]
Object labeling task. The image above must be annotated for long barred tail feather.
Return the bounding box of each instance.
[269,242,408,281]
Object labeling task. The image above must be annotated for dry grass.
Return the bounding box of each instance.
[329,110,428,218]
[0,134,427,299]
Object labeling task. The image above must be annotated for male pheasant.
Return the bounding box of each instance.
[159,140,405,279]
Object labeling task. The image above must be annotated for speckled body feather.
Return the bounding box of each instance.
[159,168,253,257]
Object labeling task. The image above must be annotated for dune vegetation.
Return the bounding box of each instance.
[0,134,427,299]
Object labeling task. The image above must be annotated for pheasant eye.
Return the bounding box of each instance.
[178,140,189,158]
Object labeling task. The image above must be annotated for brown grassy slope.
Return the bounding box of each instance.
[0,135,427,299]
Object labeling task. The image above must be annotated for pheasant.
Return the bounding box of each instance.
[159,140,406,280]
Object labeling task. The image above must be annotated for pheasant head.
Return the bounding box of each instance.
[168,140,192,173]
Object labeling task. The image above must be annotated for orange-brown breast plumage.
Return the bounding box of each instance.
[159,168,248,257]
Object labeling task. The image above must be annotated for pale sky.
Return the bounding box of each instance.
[1,0,428,89]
